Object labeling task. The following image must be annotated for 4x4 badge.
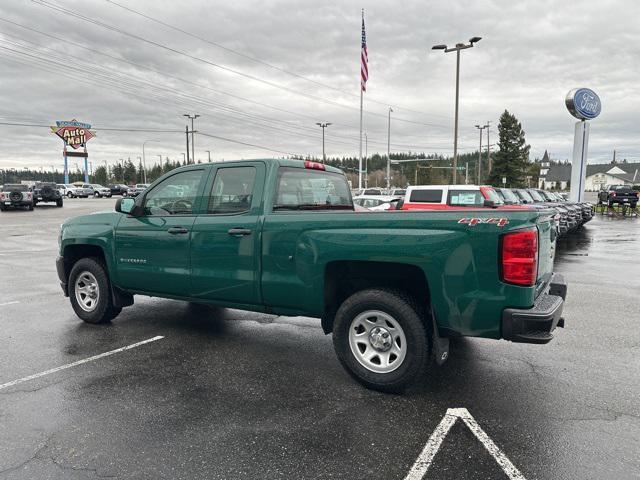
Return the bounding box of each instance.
[458,217,509,227]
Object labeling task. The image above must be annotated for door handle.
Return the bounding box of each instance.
[167,227,189,235]
[228,228,252,237]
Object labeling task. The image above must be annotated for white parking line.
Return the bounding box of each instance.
[0,301,20,307]
[404,408,526,480]
[0,336,165,391]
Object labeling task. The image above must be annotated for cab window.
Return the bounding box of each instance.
[448,190,483,206]
[409,189,442,203]
[273,167,352,210]
[143,170,203,215]
[208,166,256,214]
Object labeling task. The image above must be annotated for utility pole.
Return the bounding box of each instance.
[475,124,488,184]
[387,107,393,190]
[315,122,331,163]
[432,36,482,184]
[206,150,211,162]
[185,125,190,164]
[183,113,200,164]
[181,153,186,164]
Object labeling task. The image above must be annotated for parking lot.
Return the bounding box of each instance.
[1,198,639,480]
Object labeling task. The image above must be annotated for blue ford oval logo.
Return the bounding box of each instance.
[565,88,601,120]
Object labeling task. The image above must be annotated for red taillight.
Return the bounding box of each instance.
[501,228,538,286]
[610,191,616,197]
[304,160,325,171]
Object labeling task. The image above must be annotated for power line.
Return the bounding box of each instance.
[30,0,449,128]
[102,0,452,119]
[0,36,464,151]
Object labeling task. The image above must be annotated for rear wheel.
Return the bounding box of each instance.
[56,198,63,207]
[28,204,33,211]
[332,288,429,393]
[69,257,122,324]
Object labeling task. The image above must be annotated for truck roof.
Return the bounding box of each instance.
[171,158,345,176]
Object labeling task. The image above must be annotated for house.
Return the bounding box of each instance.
[538,150,640,191]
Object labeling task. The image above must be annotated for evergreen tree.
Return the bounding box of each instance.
[488,110,531,187]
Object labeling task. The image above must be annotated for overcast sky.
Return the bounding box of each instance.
[0,0,638,171]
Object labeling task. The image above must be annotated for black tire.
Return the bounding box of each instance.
[94,192,100,198]
[69,257,122,324]
[0,205,5,212]
[56,198,63,207]
[631,203,637,209]
[28,204,33,211]
[332,288,429,393]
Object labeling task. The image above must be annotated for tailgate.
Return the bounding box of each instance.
[536,212,556,291]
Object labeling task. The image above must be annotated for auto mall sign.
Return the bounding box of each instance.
[51,119,96,149]
[565,88,601,120]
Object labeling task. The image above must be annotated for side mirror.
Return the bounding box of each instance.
[483,199,497,208]
[115,197,135,215]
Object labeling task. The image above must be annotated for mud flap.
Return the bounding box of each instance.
[430,310,450,365]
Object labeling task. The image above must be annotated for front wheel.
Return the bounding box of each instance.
[332,289,429,393]
[69,257,122,324]
[56,199,63,207]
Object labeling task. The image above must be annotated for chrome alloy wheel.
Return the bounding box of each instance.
[348,310,407,373]
[74,271,100,312]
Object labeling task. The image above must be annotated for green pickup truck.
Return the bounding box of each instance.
[57,159,567,392]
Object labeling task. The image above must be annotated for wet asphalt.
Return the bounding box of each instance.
[0,197,638,479]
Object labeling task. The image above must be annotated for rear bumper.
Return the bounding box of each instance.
[502,273,567,344]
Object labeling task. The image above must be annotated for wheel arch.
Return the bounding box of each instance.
[322,260,431,334]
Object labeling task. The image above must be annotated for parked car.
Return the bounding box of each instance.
[362,187,384,195]
[401,185,505,210]
[32,182,63,207]
[598,185,638,208]
[353,195,400,211]
[0,184,34,211]
[108,184,129,196]
[57,159,566,392]
[86,184,112,198]
[125,183,150,197]
[58,184,86,198]
[388,188,406,197]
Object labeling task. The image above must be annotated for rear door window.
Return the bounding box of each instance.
[208,166,257,214]
[409,189,443,203]
[448,190,483,206]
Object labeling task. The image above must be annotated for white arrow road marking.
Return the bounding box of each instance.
[404,408,526,480]
[0,336,164,391]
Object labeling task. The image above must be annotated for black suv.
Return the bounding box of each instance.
[108,184,129,196]
[33,182,64,207]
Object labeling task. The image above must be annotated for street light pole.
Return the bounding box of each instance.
[432,36,482,185]
[183,113,200,164]
[387,107,393,190]
[315,122,331,163]
[206,150,211,162]
[475,124,487,184]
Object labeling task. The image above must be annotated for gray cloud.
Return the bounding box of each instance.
[0,0,638,171]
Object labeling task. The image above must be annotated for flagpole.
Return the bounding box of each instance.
[359,87,363,191]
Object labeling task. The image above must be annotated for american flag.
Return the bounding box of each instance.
[360,15,368,92]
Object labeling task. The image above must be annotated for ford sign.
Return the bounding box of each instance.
[565,88,601,120]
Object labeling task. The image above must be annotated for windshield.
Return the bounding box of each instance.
[500,188,520,204]
[516,189,534,203]
[92,184,105,188]
[483,188,504,205]
[528,189,544,202]
[274,167,353,210]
